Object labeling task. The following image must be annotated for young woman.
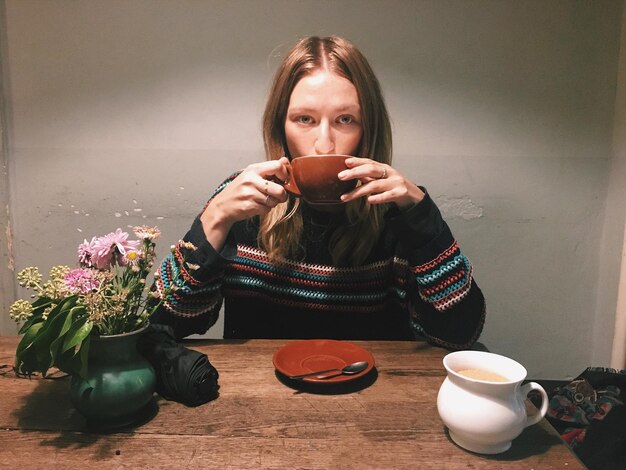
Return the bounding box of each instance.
[149,36,486,349]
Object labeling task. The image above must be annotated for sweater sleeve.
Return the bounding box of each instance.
[386,192,486,350]
[149,174,241,340]
[148,216,237,339]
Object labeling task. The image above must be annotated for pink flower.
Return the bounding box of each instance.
[78,237,97,267]
[64,268,101,294]
[90,229,141,269]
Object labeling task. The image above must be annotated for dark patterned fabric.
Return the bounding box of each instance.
[544,367,626,469]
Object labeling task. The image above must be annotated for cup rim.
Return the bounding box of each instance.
[291,153,352,160]
[443,350,527,384]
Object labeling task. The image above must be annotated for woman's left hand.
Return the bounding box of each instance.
[338,157,425,209]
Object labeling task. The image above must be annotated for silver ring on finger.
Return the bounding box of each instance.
[380,167,387,179]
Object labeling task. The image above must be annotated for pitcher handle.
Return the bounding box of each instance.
[520,382,549,427]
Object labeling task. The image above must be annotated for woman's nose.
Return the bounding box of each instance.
[314,121,335,155]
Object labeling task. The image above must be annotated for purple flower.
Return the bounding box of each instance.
[64,268,101,294]
[90,229,141,269]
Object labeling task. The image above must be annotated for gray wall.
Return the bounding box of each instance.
[1,0,624,379]
[0,2,12,337]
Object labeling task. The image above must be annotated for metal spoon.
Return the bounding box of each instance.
[288,361,369,380]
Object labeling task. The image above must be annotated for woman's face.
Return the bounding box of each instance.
[284,70,363,158]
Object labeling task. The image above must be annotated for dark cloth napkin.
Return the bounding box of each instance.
[137,324,219,407]
[544,367,626,470]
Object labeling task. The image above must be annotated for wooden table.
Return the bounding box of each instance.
[0,337,582,469]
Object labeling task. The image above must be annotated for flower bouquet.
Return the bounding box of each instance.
[9,226,189,379]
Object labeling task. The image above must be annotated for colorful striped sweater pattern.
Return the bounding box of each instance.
[222,244,409,312]
[412,240,472,311]
[154,228,478,345]
[151,174,485,348]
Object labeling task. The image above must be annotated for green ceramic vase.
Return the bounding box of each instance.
[69,325,156,429]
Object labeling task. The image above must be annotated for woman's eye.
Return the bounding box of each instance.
[337,115,354,125]
[296,115,313,124]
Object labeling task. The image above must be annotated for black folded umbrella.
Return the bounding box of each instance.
[137,324,219,407]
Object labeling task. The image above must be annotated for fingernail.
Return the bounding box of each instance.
[338,171,346,179]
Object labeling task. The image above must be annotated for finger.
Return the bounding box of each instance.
[257,202,272,216]
[263,193,286,209]
[249,161,289,200]
[247,177,285,210]
[339,162,388,182]
[257,158,290,183]
[339,158,369,180]
[364,181,413,206]
[344,156,370,168]
[269,157,290,186]
[366,193,389,205]
[250,186,276,210]
[339,183,373,203]
[257,176,288,203]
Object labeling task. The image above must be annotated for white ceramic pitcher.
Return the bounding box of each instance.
[437,350,549,454]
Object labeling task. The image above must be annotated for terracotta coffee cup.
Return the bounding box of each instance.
[283,154,357,204]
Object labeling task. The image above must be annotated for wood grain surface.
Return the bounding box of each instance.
[0,337,583,469]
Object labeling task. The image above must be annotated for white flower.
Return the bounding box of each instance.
[133,226,161,241]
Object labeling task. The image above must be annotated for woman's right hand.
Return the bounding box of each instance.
[200,157,290,250]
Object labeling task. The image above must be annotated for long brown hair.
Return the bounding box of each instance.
[259,36,393,267]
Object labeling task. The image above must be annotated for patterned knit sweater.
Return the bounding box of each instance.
[150,176,486,349]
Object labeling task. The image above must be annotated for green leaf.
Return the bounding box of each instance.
[61,318,93,353]
[55,331,90,377]
[14,346,40,376]
[76,334,91,379]
[31,296,53,310]
[15,321,44,356]
[20,296,78,375]
[15,294,93,377]
[49,307,74,350]
[14,322,45,373]
[18,314,43,335]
